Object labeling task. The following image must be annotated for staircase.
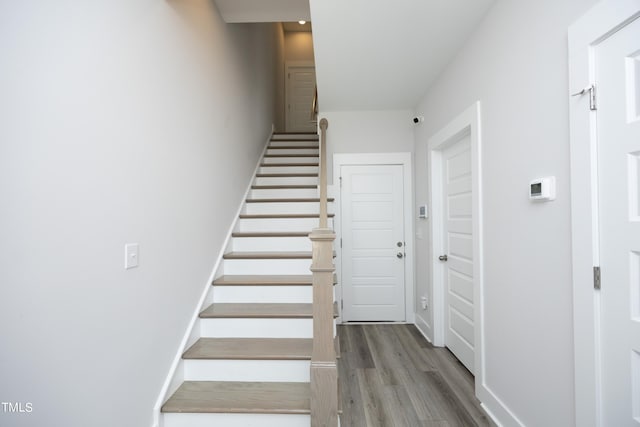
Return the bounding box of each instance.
[161,133,336,427]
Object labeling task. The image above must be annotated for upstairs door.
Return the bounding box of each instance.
[285,64,317,133]
[341,164,406,322]
[595,16,640,426]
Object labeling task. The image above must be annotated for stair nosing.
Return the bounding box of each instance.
[260,163,319,167]
[232,232,310,237]
[199,302,340,319]
[238,213,335,218]
[223,251,313,260]
[161,381,311,415]
[183,337,313,360]
[212,274,338,286]
[251,185,317,189]
[245,198,334,203]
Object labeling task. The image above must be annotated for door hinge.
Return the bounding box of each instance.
[341,299,343,310]
[339,176,342,187]
[593,266,601,290]
[571,84,596,111]
[340,238,342,248]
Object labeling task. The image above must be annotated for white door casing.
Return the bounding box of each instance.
[441,136,475,374]
[285,62,316,133]
[341,164,405,322]
[569,2,640,426]
[429,102,490,405]
[333,153,415,324]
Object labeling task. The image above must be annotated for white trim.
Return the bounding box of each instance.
[568,2,640,426]
[332,152,415,324]
[151,131,274,427]
[284,60,315,133]
[427,102,517,425]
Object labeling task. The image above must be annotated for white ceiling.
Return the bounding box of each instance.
[213,0,310,23]
[213,0,496,111]
[309,0,495,111]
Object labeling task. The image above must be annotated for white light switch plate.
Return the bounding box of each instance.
[125,243,139,269]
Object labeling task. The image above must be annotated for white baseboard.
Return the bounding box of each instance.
[414,313,433,343]
[151,130,274,427]
[477,385,525,427]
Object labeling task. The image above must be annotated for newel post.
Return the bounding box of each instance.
[309,227,338,427]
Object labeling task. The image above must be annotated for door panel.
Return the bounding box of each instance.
[596,16,640,426]
[442,136,475,374]
[286,66,316,133]
[341,164,405,322]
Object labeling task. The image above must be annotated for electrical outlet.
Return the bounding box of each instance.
[125,243,139,269]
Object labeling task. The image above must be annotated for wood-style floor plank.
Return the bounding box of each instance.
[337,324,495,427]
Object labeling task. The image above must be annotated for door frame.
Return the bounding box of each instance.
[284,60,315,132]
[428,102,485,384]
[568,2,640,426]
[333,153,415,324]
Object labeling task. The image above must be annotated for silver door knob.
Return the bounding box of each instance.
[397,252,404,259]
[438,255,448,261]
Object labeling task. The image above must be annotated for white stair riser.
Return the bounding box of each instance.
[249,188,318,199]
[272,134,318,140]
[183,359,310,382]
[259,166,318,174]
[212,285,312,303]
[232,236,311,252]
[262,157,319,164]
[238,217,332,232]
[254,176,318,186]
[200,318,312,338]
[245,202,333,215]
[269,141,318,147]
[223,259,312,275]
[266,148,319,156]
[163,413,310,427]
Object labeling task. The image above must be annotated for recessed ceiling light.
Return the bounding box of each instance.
[298,20,306,25]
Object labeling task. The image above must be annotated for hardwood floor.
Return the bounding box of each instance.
[338,324,495,427]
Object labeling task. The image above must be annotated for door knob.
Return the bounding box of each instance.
[438,255,448,261]
[397,241,403,247]
[397,252,404,259]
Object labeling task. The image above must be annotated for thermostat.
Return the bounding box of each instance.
[529,176,556,201]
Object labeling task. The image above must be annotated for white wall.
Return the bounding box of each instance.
[0,1,278,426]
[321,110,415,183]
[284,31,315,62]
[413,0,598,425]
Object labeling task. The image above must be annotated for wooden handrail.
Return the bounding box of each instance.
[309,118,338,427]
[310,86,318,121]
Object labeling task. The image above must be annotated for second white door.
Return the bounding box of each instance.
[441,136,475,374]
[341,164,406,322]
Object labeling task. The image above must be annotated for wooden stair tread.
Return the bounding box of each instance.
[200,302,340,318]
[212,274,337,286]
[267,146,319,150]
[260,163,319,167]
[223,251,313,259]
[255,173,318,178]
[161,381,310,414]
[245,197,334,203]
[263,154,319,158]
[232,231,309,237]
[239,213,334,219]
[184,337,312,360]
[251,185,317,189]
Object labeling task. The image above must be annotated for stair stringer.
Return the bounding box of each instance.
[151,130,273,427]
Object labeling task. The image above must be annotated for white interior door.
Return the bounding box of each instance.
[596,16,640,426]
[441,136,475,374]
[341,164,405,322]
[285,65,316,133]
